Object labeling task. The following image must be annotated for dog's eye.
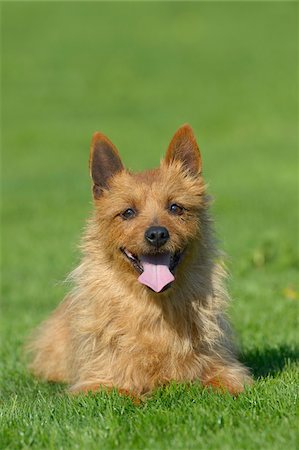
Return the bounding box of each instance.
[169,204,184,215]
[121,208,136,220]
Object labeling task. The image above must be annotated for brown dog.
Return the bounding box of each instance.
[28,125,251,395]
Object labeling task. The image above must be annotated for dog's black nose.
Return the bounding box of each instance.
[145,226,169,248]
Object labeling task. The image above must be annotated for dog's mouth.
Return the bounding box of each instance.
[121,248,183,293]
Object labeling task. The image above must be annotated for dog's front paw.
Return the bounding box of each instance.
[202,364,252,395]
[69,383,141,404]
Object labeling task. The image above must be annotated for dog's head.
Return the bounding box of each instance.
[89,125,207,293]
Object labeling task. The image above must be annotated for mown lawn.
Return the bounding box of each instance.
[1,2,298,450]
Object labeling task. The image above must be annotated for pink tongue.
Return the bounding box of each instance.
[138,253,175,292]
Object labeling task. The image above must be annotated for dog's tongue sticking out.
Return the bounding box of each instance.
[138,253,175,292]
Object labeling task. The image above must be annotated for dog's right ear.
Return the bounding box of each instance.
[89,132,124,199]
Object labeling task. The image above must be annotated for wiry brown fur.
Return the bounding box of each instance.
[27,125,252,396]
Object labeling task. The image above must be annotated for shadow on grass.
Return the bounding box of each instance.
[240,344,299,378]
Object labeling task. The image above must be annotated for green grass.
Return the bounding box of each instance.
[1,2,298,449]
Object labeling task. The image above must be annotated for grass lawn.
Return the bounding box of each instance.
[1,2,298,449]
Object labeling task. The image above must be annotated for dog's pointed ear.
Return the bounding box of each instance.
[164,124,202,175]
[90,132,124,199]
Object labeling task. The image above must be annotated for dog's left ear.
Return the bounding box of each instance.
[164,124,202,175]
[90,132,124,199]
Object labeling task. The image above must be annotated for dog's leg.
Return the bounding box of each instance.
[27,297,72,383]
[201,359,252,395]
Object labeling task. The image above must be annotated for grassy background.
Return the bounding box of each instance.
[1,2,298,449]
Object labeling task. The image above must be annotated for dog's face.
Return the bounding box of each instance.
[89,125,206,293]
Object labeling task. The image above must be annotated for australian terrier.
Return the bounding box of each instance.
[28,125,251,396]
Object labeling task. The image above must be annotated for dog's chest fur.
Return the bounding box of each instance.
[67,274,209,392]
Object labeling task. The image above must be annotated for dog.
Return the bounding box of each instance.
[28,124,251,396]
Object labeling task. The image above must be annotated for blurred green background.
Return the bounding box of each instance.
[1,2,298,449]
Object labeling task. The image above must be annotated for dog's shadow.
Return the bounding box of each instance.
[240,344,299,378]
